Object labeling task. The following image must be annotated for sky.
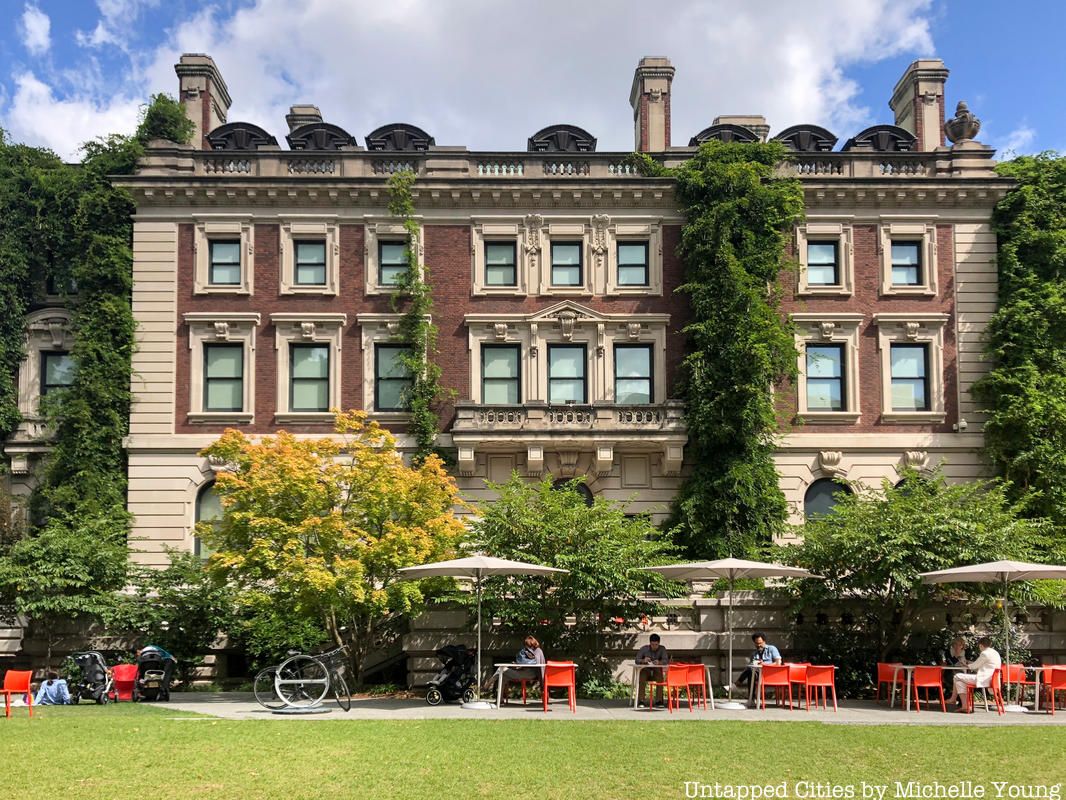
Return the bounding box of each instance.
[0,0,1061,161]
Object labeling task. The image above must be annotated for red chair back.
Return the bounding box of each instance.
[876,662,903,683]
[761,664,790,687]
[1003,664,1026,684]
[805,665,836,686]
[683,663,706,685]
[1046,667,1066,690]
[912,666,943,687]
[543,661,575,688]
[2,670,32,693]
[665,663,692,688]
[111,663,138,701]
[787,663,808,683]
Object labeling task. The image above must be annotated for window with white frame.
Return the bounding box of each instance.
[548,344,587,403]
[481,344,521,404]
[356,313,422,417]
[193,220,254,295]
[183,312,260,425]
[604,220,664,296]
[294,241,327,286]
[792,313,863,423]
[365,221,423,295]
[279,220,339,295]
[271,312,345,422]
[614,344,652,404]
[873,312,948,422]
[485,242,517,287]
[616,242,649,287]
[40,352,74,398]
[879,221,937,296]
[374,344,413,411]
[471,221,525,295]
[551,242,583,287]
[378,241,409,286]
[795,222,852,295]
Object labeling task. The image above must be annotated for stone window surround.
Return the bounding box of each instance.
[355,313,426,422]
[18,308,73,418]
[192,217,254,295]
[791,313,863,424]
[795,220,854,296]
[183,311,260,425]
[463,302,669,404]
[879,219,938,297]
[873,312,949,423]
[279,217,340,296]
[604,217,663,297]
[271,312,346,424]
[364,218,424,296]
[471,221,527,296]
[541,221,592,296]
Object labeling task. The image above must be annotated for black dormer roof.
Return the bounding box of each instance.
[772,124,838,152]
[365,123,435,151]
[527,124,597,153]
[205,122,278,151]
[841,124,918,152]
[286,122,358,151]
[689,123,759,146]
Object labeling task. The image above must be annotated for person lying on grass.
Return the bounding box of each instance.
[34,672,71,705]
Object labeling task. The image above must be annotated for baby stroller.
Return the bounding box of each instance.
[136,646,177,701]
[425,644,478,706]
[69,651,113,705]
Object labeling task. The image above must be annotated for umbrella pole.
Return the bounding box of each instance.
[1001,575,1026,713]
[717,573,747,710]
[476,574,483,700]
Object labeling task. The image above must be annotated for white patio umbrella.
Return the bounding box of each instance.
[398,555,568,709]
[639,558,821,709]
[920,559,1066,712]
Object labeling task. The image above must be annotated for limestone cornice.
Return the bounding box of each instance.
[801,179,1012,210]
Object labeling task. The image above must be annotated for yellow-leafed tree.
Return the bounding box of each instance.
[198,410,467,682]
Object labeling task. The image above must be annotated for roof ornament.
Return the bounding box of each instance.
[944,101,981,144]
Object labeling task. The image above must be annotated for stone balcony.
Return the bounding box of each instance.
[450,401,687,478]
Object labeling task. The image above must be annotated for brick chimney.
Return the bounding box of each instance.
[286,104,323,133]
[630,57,675,152]
[888,59,949,151]
[175,53,232,150]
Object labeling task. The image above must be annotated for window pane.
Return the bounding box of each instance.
[292,380,328,411]
[485,243,515,265]
[807,242,837,265]
[552,243,581,265]
[549,379,585,404]
[806,264,839,286]
[296,241,326,265]
[805,478,851,518]
[380,242,407,264]
[618,243,648,265]
[380,265,407,285]
[482,347,518,379]
[549,347,584,378]
[807,379,842,411]
[292,346,329,378]
[616,379,651,404]
[891,345,928,411]
[44,353,75,386]
[618,265,648,286]
[552,265,581,285]
[210,241,240,264]
[890,345,926,378]
[483,381,518,404]
[376,381,407,410]
[551,243,581,286]
[209,240,241,285]
[296,263,327,285]
[891,242,922,285]
[891,379,927,411]
[615,346,650,378]
[210,263,242,285]
[806,346,841,379]
[205,345,242,379]
[380,242,408,285]
[206,379,243,411]
[197,485,222,522]
[377,347,412,379]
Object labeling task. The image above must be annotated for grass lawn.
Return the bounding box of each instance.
[1,704,1064,799]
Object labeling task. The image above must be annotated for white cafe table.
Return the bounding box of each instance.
[627,661,716,711]
[491,663,545,708]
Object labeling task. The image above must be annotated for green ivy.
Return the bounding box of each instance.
[386,170,447,463]
[629,142,804,558]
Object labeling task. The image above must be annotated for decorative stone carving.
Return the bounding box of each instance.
[626,322,642,341]
[595,445,614,477]
[526,445,544,477]
[529,323,538,357]
[689,123,758,146]
[905,321,921,340]
[556,310,577,341]
[457,446,476,477]
[492,323,508,341]
[818,321,837,341]
[527,124,597,153]
[902,450,928,469]
[207,454,236,473]
[286,122,358,151]
[206,122,278,151]
[300,322,316,340]
[558,450,580,477]
[773,124,838,153]
[944,101,981,144]
[663,443,684,476]
[212,321,230,340]
[818,450,845,475]
[365,123,434,152]
[841,124,917,153]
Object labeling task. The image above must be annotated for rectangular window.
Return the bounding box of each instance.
[40,351,74,396]
[551,242,583,287]
[890,344,929,411]
[617,242,650,286]
[289,344,330,412]
[481,344,520,404]
[806,242,839,286]
[379,241,408,286]
[805,344,845,412]
[891,241,922,286]
[208,240,242,286]
[485,242,517,287]
[548,344,586,404]
[614,344,652,404]
[375,344,413,411]
[203,344,244,412]
[294,240,327,286]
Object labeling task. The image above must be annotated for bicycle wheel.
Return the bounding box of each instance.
[332,669,351,712]
[274,655,330,708]
[253,667,286,710]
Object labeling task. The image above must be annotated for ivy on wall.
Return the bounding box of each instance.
[386,170,447,464]
[629,142,805,558]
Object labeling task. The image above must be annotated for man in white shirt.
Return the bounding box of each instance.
[948,636,1002,710]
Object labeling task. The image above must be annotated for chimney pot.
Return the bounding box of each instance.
[630,56,675,153]
[888,59,950,151]
[286,104,324,133]
[175,53,231,150]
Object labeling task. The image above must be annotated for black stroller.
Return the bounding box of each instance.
[425,644,477,706]
[136,647,177,701]
[69,651,113,705]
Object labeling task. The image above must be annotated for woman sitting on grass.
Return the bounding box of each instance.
[34,671,71,705]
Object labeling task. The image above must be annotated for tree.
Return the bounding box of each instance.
[782,469,1061,663]
[135,93,195,146]
[199,410,467,682]
[974,153,1066,526]
[471,475,681,686]
[104,551,234,687]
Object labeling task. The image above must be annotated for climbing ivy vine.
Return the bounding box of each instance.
[629,142,804,558]
[387,170,447,463]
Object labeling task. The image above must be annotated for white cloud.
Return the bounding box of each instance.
[77,0,161,49]
[993,124,1037,158]
[19,4,51,56]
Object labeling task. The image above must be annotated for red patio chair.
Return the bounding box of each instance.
[876,662,904,705]
[1002,663,1035,706]
[1041,666,1066,715]
[542,661,576,713]
[648,664,695,713]
[111,663,138,702]
[911,666,946,712]
[966,667,1004,715]
[2,670,33,718]
[787,663,809,710]
[682,663,709,710]
[804,665,838,712]
[759,664,793,710]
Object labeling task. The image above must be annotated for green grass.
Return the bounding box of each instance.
[1,704,1064,799]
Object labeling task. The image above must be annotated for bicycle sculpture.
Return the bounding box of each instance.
[253,646,351,712]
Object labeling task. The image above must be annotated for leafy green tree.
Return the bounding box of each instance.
[471,475,680,685]
[783,469,1061,662]
[974,153,1066,526]
[135,93,195,146]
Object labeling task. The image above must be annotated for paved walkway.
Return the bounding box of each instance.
[165,693,1066,725]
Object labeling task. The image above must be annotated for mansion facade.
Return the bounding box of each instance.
[5,54,1009,566]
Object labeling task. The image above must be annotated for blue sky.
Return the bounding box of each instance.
[0,0,1061,160]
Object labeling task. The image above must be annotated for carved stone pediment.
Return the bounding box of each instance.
[818,450,845,475]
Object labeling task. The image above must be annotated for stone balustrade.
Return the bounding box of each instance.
[452,401,686,434]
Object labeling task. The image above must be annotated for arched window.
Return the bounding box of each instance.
[804,478,852,519]
[194,482,223,558]
[551,478,594,507]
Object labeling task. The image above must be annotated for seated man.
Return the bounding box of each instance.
[636,633,669,707]
[34,671,71,706]
[947,636,1001,710]
[733,632,782,692]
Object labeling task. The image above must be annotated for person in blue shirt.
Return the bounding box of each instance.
[733,632,782,692]
[34,671,71,705]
